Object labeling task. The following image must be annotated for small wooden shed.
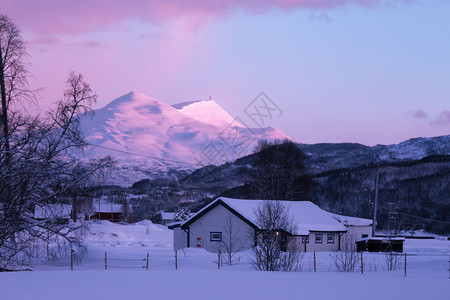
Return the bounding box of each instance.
[151,211,176,226]
[88,203,131,222]
[356,237,404,252]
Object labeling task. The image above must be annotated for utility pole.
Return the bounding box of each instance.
[387,202,397,237]
[372,166,379,237]
[122,192,128,222]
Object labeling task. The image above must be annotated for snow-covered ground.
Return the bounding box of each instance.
[0,221,448,300]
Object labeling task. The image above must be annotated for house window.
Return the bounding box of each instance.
[315,234,323,244]
[210,232,222,242]
[362,234,368,238]
[302,236,309,244]
[327,234,334,244]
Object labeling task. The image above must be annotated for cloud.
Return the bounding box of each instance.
[29,36,61,46]
[140,32,174,41]
[3,0,419,36]
[28,37,102,52]
[412,109,427,119]
[78,41,103,48]
[432,110,450,126]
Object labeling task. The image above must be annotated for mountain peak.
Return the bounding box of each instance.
[171,98,212,110]
[80,92,289,185]
[103,91,160,109]
[172,97,238,128]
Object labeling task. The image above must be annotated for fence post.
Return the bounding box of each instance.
[218,250,221,270]
[105,252,107,270]
[175,250,178,270]
[258,249,261,270]
[360,252,364,275]
[70,248,74,271]
[404,252,407,276]
[146,253,149,270]
[313,251,316,272]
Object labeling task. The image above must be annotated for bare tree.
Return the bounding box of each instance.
[250,201,302,271]
[0,71,113,269]
[247,140,309,201]
[218,213,247,265]
[330,234,359,272]
[384,251,402,271]
[0,14,37,154]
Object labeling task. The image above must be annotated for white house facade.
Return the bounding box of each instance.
[169,199,257,252]
[169,197,373,253]
[330,213,373,240]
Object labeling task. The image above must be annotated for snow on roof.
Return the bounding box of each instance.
[34,204,72,219]
[93,204,123,213]
[356,237,405,242]
[329,213,373,226]
[167,221,183,229]
[161,212,176,220]
[184,197,347,235]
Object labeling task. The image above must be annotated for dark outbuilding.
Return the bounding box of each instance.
[356,237,404,252]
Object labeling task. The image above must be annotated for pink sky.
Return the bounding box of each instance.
[2,0,449,145]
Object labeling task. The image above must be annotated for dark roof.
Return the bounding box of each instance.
[180,199,259,230]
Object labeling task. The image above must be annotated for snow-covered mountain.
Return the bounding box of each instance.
[296,135,450,173]
[80,92,289,185]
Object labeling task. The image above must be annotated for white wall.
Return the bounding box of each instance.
[344,226,372,240]
[298,232,341,252]
[188,204,255,253]
[173,227,188,250]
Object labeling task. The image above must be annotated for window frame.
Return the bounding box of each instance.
[327,234,334,244]
[315,234,323,244]
[210,232,222,242]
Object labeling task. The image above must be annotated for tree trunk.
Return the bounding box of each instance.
[0,41,10,153]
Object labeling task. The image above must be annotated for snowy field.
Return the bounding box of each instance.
[0,221,448,300]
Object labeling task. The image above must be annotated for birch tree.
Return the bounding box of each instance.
[0,16,113,268]
[219,213,247,265]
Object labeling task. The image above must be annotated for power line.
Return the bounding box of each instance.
[87,143,208,167]
[396,211,450,225]
[379,204,450,225]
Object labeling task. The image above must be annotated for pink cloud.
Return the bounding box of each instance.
[433,110,450,126]
[140,33,173,40]
[79,41,103,48]
[29,36,61,46]
[3,0,417,36]
[412,109,427,119]
[27,37,102,52]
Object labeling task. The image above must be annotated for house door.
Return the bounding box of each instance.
[280,233,287,252]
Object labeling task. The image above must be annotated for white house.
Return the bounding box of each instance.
[169,197,372,253]
[34,204,72,222]
[329,213,373,240]
[151,211,177,226]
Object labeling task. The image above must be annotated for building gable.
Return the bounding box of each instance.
[180,199,259,230]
